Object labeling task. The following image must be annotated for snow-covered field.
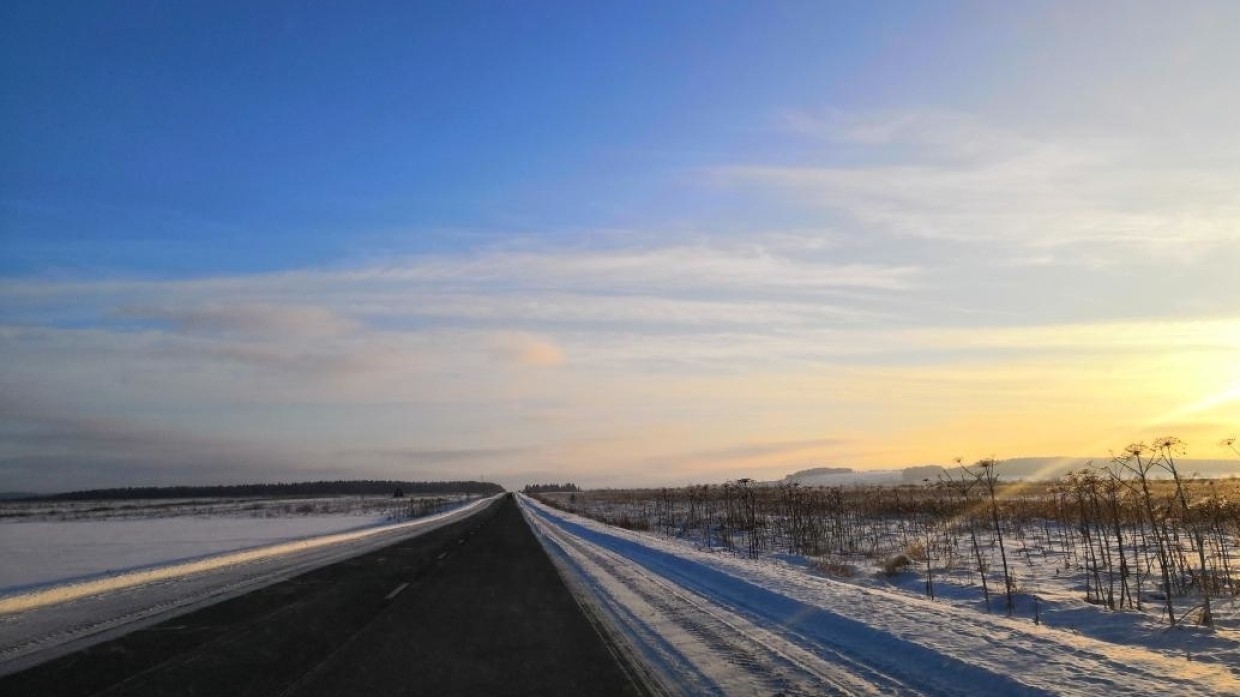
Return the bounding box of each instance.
[520,494,1240,696]
[1,516,395,591]
[0,495,460,591]
[0,495,499,675]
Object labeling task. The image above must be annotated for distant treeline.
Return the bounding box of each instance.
[522,483,581,494]
[32,480,505,501]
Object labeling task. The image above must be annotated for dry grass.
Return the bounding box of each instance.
[904,541,928,562]
[881,554,914,576]
[810,558,854,578]
[610,514,651,531]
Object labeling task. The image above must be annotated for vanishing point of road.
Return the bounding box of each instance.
[0,495,651,697]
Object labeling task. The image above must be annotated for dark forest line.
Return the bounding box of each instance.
[28,480,505,501]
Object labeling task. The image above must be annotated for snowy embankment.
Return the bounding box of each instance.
[520,495,1240,697]
[1,515,396,591]
[0,495,500,675]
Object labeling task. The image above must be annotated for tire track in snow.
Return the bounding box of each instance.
[523,497,922,696]
[522,496,1239,697]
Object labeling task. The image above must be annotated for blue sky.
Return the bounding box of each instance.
[4,2,945,273]
[3,1,1239,491]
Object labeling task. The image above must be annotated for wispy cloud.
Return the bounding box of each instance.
[718,109,1240,264]
[653,437,853,466]
[120,303,359,338]
[0,402,315,491]
[779,108,1042,161]
[1,244,915,332]
[490,332,566,367]
[4,109,1239,490]
[340,444,543,464]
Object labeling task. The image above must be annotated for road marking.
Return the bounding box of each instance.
[384,582,410,601]
[436,552,448,561]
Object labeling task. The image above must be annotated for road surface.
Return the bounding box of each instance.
[0,495,649,697]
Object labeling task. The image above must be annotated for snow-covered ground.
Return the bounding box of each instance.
[0,495,499,675]
[520,494,1240,696]
[0,494,464,591]
[0,494,415,522]
[1,516,394,591]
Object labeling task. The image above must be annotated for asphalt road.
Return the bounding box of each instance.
[0,495,649,697]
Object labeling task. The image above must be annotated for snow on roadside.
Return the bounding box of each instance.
[0,515,393,591]
[521,495,1240,696]
[0,495,501,675]
[0,496,495,614]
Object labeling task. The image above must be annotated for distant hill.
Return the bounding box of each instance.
[778,457,1240,487]
[783,467,853,481]
[900,465,948,483]
[27,479,505,501]
[780,467,901,486]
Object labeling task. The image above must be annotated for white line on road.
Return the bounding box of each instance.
[384,582,410,601]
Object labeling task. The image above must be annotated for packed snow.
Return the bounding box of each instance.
[520,494,1240,696]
